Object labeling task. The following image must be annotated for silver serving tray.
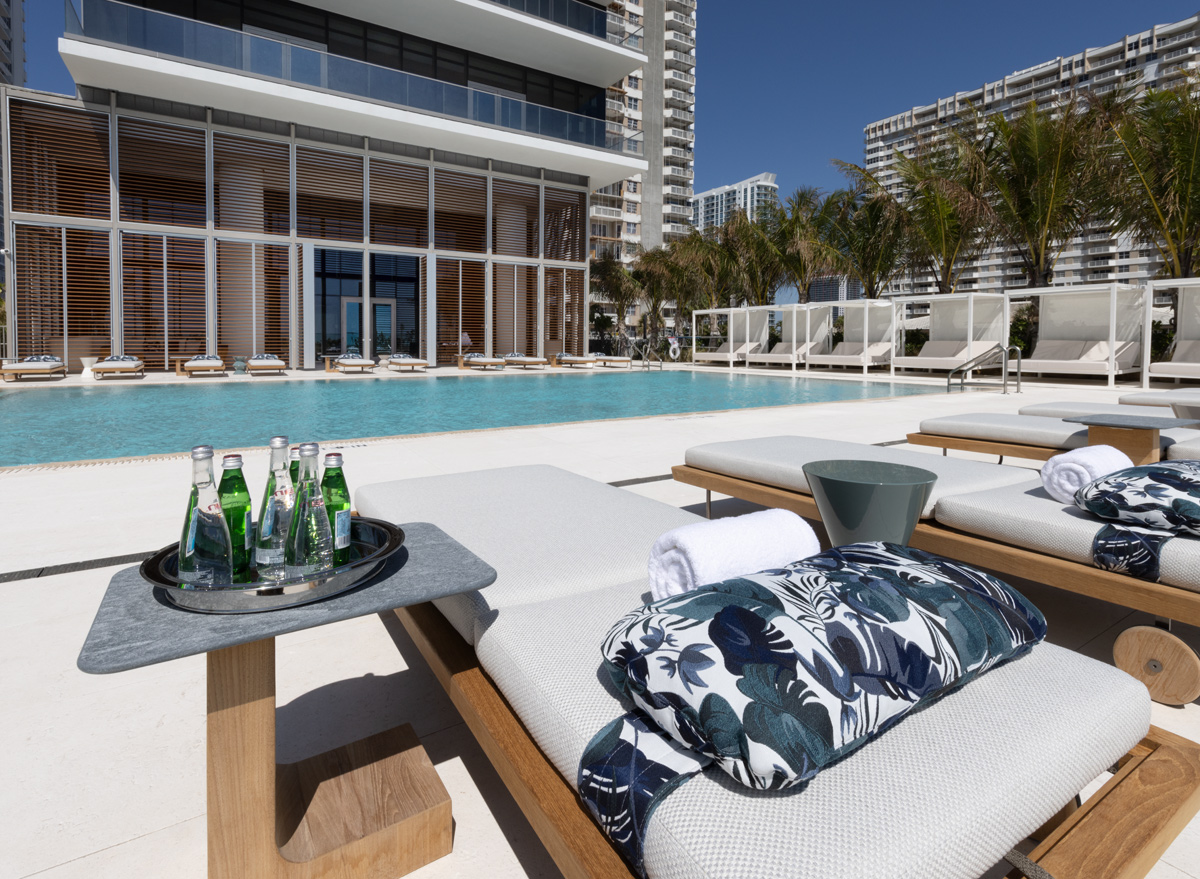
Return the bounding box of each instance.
[141,517,406,614]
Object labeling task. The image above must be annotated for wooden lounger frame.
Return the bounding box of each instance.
[906,432,1060,462]
[93,362,145,378]
[395,598,1200,879]
[1,363,67,381]
[672,463,1200,628]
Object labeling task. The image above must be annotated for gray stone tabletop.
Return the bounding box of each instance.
[78,521,495,675]
[1063,414,1200,430]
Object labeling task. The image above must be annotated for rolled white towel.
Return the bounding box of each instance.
[1041,444,1134,505]
[647,509,821,602]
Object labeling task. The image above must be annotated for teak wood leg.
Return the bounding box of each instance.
[1088,425,1160,465]
[207,639,452,879]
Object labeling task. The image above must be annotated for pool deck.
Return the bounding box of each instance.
[4,374,1200,879]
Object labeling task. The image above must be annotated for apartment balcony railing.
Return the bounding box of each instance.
[665,0,696,12]
[479,0,643,49]
[664,49,695,70]
[666,31,695,51]
[68,0,643,156]
[663,222,692,235]
[590,205,622,219]
[1159,30,1195,49]
[664,127,694,143]
[663,203,690,217]
[665,107,693,124]
[606,98,625,117]
[1165,46,1196,60]
[664,146,692,160]
[664,164,692,180]
[665,69,695,86]
[664,184,691,197]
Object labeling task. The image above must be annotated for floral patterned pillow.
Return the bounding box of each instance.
[601,542,1046,791]
[1076,461,1200,536]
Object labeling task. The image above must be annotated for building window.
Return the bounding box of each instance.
[628,98,639,111]
[626,222,638,235]
[628,75,639,88]
[628,181,638,193]
[625,201,637,213]
[1118,251,1131,259]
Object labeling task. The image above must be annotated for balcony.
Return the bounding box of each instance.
[663,203,691,217]
[664,127,694,144]
[606,98,625,118]
[666,0,696,12]
[664,49,695,71]
[663,222,692,236]
[666,30,695,52]
[665,69,695,87]
[62,0,647,188]
[664,184,691,197]
[665,11,695,29]
[665,107,693,124]
[664,164,693,180]
[664,88,692,107]
[664,146,692,160]
[590,204,622,219]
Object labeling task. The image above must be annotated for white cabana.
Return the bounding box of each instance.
[807,300,895,374]
[1007,283,1145,387]
[692,307,768,365]
[1146,279,1200,386]
[892,292,1007,373]
[746,305,804,369]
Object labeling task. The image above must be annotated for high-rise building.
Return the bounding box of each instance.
[864,12,1198,298]
[588,0,696,265]
[3,0,649,369]
[0,0,25,86]
[691,171,778,230]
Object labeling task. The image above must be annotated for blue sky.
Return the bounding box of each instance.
[25,0,1200,196]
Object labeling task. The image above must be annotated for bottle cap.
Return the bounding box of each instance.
[191,445,214,460]
[298,442,320,457]
[269,436,288,449]
[324,453,344,468]
[222,454,243,469]
[290,446,301,460]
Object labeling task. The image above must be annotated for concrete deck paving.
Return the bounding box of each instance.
[3,367,1199,879]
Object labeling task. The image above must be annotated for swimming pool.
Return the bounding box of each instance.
[0,371,939,466]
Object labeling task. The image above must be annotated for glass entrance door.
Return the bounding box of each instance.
[340,298,394,356]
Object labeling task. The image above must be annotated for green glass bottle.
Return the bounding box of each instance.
[321,453,352,567]
[178,445,233,588]
[255,435,294,582]
[218,454,253,583]
[289,446,300,486]
[285,443,333,578]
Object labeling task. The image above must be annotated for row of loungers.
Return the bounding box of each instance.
[356,457,1200,879]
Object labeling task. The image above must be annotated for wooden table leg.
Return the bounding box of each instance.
[1088,425,1161,465]
[207,640,453,879]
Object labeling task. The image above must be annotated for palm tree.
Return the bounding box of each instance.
[589,254,640,352]
[768,188,839,302]
[1098,82,1200,279]
[633,247,690,349]
[823,183,906,298]
[719,209,787,307]
[959,98,1103,288]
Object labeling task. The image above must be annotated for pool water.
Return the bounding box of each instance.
[0,371,939,466]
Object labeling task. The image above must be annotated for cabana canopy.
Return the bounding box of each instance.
[745,304,809,369]
[1146,279,1200,386]
[691,307,768,366]
[806,299,895,374]
[893,292,1007,372]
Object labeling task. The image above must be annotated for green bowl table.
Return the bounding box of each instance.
[78,522,495,879]
[802,460,938,547]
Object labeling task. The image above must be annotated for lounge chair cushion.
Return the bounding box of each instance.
[185,355,224,368]
[919,412,1200,453]
[1017,401,1140,419]
[1076,461,1200,536]
[935,478,1200,592]
[8,358,65,372]
[601,542,1047,791]
[354,465,700,643]
[1030,340,1087,361]
[1120,390,1200,408]
[918,340,968,358]
[684,436,1035,518]
[597,356,631,362]
[1174,340,1200,363]
[474,578,1148,879]
[248,355,286,367]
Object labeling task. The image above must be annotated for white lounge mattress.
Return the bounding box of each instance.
[475,579,1150,879]
[892,355,970,370]
[1120,390,1200,408]
[684,436,1034,518]
[5,361,65,372]
[934,478,1200,592]
[1017,401,1141,418]
[919,412,1200,451]
[355,465,699,643]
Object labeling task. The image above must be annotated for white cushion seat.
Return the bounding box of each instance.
[1150,341,1200,378]
[1119,390,1200,408]
[1019,339,1142,375]
[1017,401,1143,418]
[596,356,632,368]
[694,342,735,362]
[475,580,1149,879]
[504,355,547,368]
[684,436,1035,519]
[93,357,145,376]
[387,356,428,369]
[184,356,225,371]
[461,356,506,368]
[556,354,596,367]
[335,357,375,371]
[9,359,66,372]
[919,412,1200,453]
[894,340,975,371]
[246,356,286,370]
[807,341,891,366]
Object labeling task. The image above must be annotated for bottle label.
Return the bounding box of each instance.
[185,511,198,556]
[244,510,253,550]
[275,484,294,506]
[335,510,351,549]
[256,547,284,566]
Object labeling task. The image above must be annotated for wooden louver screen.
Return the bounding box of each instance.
[435,258,485,363]
[213,132,290,235]
[66,229,112,367]
[14,225,64,360]
[544,267,565,356]
[120,233,165,368]
[369,159,428,247]
[565,268,586,356]
[491,179,539,258]
[166,238,208,365]
[296,146,363,242]
[493,263,538,356]
[10,100,110,220]
[433,170,486,254]
[216,240,292,359]
[543,188,587,262]
[118,117,206,228]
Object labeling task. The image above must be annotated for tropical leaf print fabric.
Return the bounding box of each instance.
[600,542,1047,792]
[1076,461,1200,536]
[1092,522,1174,581]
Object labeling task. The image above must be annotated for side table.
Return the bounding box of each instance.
[1063,414,1200,466]
[79,355,99,379]
[78,522,496,879]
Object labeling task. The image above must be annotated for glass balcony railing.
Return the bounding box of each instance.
[483,0,643,50]
[67,0,644,157]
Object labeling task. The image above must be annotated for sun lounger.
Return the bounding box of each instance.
[693,341,760,364]
[458,354,506,370]
[596,355,633,368]
[1150,339,1200,379]
[1018,339,1142,376]
[1,355,67,381]
[908,412,1200,463]
[503,354,548,369]
[892,340,972,371]
[744,341,824,367]
[387,355,428,372]
[182,354,225,376]
[333,355,375,373]
[1018,401,1145,418]
[357,464,1200,879]
[806,341,892,367]
[246,354,286,374]
[90,354,145,379]
[1120,389,1200,408]
[552,353,597,368]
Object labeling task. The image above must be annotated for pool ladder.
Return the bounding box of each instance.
[630,339,663,370]
[947,344,1022,394]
